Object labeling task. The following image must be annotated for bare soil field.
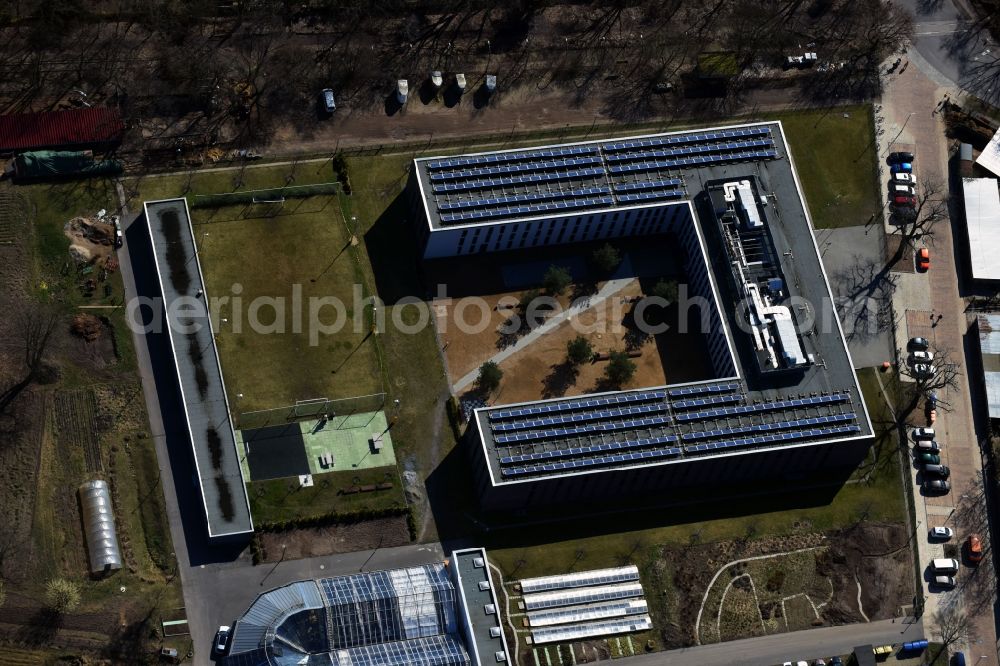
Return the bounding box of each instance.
[258,515,412,562]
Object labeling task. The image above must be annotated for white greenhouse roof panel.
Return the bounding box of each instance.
[978,128,1000,177]
[963,178,1000,280]
[519,565,640,594]
[527,599,648,627]
[522,582,644,611]
[530,615,653,645]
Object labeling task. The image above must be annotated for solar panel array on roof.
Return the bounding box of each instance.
[438,186,611,211]
[608,149,778,175]
[499,435,678,466]
[430,156,603,182]
[618,189,686,203]
[427,145,597,170]
[440,195,614,223]
[684,425,861,453]
[681,413,857,441]
[604,138,773,163]
[494,414,672,445]
[602,126,771,152]
[490,390,666,421]
[327,634,471,666]
[613,178,684,193]
[491,402,668,432]
[432,167,605,194]
[675,393,849,423]
[502,446,682,477]
[671,393,744,410]
[667,382,742,398]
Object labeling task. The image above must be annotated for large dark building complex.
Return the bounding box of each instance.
[220,548,508,666]
[409,122,873,510]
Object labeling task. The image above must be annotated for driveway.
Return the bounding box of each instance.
[817,226,895,369]
[878,48,999,665]
[897,0,999,103]
[628,618,923,666]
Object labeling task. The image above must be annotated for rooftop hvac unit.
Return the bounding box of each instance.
[473,557,485,568]
[485,603,497,615]
[496,651,508,662]
[479,580,492,591]
[490,626,502,638]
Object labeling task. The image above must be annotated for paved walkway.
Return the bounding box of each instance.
[626,618,924,666]
[879,50,997,664]
[451,276,635,392]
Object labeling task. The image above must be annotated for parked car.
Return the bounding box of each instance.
[934,575,957,588]
[831,658,843,666]
[113,215,123,248]
[893,195,917,207]
[929,526,954,540]
[924,478,951,493]
[915,440,941,453]
[908,337,930,351]
[891,183,916,196]
[913,363,936,379]
[320,88,336,113]
[892,172,915,183]
[967,534,984,563]
[924,464,951,478]
[932,557,960,573]
[911,350,934,362]
[891,161,913,173]
[917,247,930,271]
[396,79,409,104]
[912,427,936,440]
[916,451,940,464]
[214,626,231,657]
[889,151,915,163]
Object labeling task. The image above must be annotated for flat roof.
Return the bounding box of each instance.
[144,198,253,538]
[466,122,870,485]
[977,315,1000,419]
[977,128,1000,178]
[413,124,779,231]
[963,177,1000,280]
[451,548,509,666]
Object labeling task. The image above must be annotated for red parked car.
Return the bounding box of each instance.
[917,247,930,271]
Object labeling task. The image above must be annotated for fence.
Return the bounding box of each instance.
[190,181,341,208]
[237,393,387,430]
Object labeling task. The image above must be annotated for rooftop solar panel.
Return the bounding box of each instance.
[430,156,604,182]
[601,126,771,152]
[426,144,598,170]
[667,382,741,398]
[438,186,612,212]
[502,445,683,477]
[492,402,668,432]
[431,167,606,194]
[489,390,666,421]
[498,434,678,465]
[493,414,672,445]
[674,393,850,423]
[439,195,614,224]
[617,189,686,203]
[683,425,861,454]
[613,178,685,193]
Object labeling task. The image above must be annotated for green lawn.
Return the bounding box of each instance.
[776,105,881,229]
[247,466,406,524]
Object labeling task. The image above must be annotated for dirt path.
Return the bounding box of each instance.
[451,276,636,392]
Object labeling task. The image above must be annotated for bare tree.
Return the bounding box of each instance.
[895,347,962,417]
[931,605,972,656]
[0,306,60,414]
[887,175,951,265]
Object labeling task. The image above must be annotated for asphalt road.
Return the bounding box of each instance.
[897,0,998,101]
[637,618,923,666]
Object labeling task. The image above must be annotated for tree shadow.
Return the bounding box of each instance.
[541,361,579,399]
[14,608,62,647]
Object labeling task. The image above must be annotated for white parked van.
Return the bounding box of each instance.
[931,558,959,573]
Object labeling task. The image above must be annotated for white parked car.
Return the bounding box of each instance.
[893,172,915,183]
[912,427,936,440]
[214,625,231,656]
[929,526,954,540]
[396,79,409,104]
[913,363,936,379]
[910,350,934,362]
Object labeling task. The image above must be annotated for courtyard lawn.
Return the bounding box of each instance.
[775,105,881,229]
[191,197,382,413]
[247,466,406,524]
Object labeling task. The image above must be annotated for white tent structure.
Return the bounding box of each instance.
[963,177,1000,281]
[978,128,1000,178]
[79,480,122,574]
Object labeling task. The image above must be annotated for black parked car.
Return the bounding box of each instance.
[924,478,951,494]
[888,151,915,164]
